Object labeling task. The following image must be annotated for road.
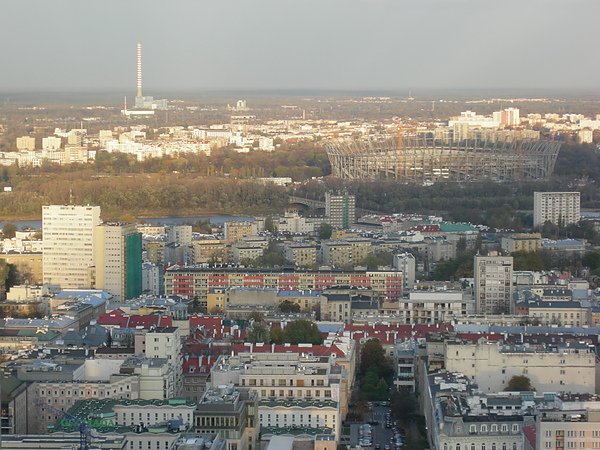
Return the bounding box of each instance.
[371,405,394,449]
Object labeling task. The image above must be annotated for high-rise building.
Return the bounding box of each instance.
[474,255,513,314]
[94,222,142,300]
[325,192,356,229]
[533,191,580,228]
[43,205,101,288]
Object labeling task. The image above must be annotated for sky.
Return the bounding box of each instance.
[1,0,599,93]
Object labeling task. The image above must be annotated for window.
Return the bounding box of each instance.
[491,425,498,432]
[470,425,477,434]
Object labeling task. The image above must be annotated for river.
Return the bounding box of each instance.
[0,215,255,230]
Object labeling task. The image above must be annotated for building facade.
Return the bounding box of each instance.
[533,192,580,228]
[474,255,514,315]
[43,205,101,288]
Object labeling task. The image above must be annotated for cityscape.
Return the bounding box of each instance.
[2,2,600,450]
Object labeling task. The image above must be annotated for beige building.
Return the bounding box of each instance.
[527,301,589,326]
[445,340,596,394]
[533,191,580,228]
[224,221,257,242]
[501,233,542,254]
[0,252,42,284]
[284,243,318,268]
[474,255,514,314]
[144,240,165,264]
[16,136,35,151]
[536,409,600,450]
[43,205,101,288]
[192,239,229,264]
[94,222,142,301]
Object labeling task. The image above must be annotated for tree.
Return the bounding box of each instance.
[105,331,113,348]
[360,339,392,378]
[264,216,277,233]
[281,319,323,344]
[390,390,417,420]
[279,300,301,313]
[270,326,284,344]
[248,311,264,323]
[361,250,394,270]
[247,323,270,343]
[1,223,16,239]
[318,223,333,240]
[505,375,535,392]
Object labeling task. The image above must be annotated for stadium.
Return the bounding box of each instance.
[325,135,561,182]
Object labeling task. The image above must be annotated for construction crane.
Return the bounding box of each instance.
[36,400,91,450]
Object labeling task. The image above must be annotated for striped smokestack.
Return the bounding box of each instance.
[136,42,143,98]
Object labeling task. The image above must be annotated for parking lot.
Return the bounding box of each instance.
[350,404,406,449]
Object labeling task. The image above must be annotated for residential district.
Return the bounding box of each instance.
[0,187,598,450]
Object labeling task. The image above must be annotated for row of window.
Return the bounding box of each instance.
[444,442,517,450]
[469,424,520,433]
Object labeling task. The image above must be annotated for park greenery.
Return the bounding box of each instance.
[246,319,323,345]
[359,339,393,401]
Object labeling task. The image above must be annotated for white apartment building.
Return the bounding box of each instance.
[42,136,62,150]
[445,340,597,394]
[42,205,101,288]
[394,253,416,291]
[137,327,183,396]
[210,352,344,439]
[533,192,580,228]
[474,255,514,315]
[401,290,472,324]
[32,375,139,433]
[166,225,193,245]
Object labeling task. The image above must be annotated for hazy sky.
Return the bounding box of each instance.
[2,0,599,93]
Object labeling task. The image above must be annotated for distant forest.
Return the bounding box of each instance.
[0,141,599,227]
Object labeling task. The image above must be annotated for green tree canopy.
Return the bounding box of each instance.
[505,375,535,392]
[318,223,333,240]
[278,300,301,313]
[247,323,270,343]
[360,338,392,378]
[280,319,323,345]
[1,223,16,238]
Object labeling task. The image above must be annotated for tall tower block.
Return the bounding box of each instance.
[136,42,143,98]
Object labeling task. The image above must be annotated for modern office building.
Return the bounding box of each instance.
[474,255,514,314]
[42,205,101,289]
[533,192,580,228]
[325,192,356,229]
[94,222,142,300]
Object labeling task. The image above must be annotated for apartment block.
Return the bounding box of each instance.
[165,267,402,301]
[501,233,543,254]
[94,222,142,301]
[533,192,580,228]
[43,205,101,289]
[284,243,318,268]
[474,255,514,315]
[16,136,35,151]
[325,192,356,229]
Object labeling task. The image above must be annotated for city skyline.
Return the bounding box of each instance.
[2,0,600,92]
